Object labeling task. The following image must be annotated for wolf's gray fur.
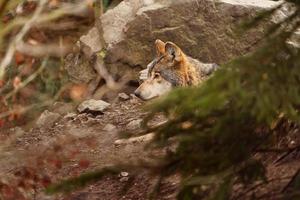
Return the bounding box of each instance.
[187,56,219,78]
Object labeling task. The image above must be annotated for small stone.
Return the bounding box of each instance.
[120,172,129,177]
[126,119,143,130]
[120,177,129,182]
[78,99,110,114]
[119,172,129,182]
[36,110,61,128]
[103,124,117,132]
[129,94,141,104]
[118,93,130,101]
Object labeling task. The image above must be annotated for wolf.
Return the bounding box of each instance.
[134,39,219,100]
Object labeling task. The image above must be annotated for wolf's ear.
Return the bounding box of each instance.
[165,42,183,62]
[155,39,165,56]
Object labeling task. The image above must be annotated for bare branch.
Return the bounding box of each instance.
[16,42,72,58]
[0,1,92,80]
[0,0,9,16]
[94,57,117,89]
[0,0,47,79]
[3,58,48,101]
[0,2,92,40]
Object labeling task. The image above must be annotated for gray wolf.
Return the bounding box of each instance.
[134,39,219,100]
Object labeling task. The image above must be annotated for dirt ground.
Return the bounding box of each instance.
[1,95,300,200]
[0,96,179,200]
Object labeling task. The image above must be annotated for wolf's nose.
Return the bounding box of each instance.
[134,90,141,98]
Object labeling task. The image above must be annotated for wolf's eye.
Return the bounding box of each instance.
[154,73,160,79]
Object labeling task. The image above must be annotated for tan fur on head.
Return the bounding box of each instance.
[134,70,172,100]
[165,42,184,62]
[155,39,166,56]
[135,39,204,100]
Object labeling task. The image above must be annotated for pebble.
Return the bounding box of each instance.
[118,93,130,101]
[126,119,143,130]
[120,172,129,177]
[120,177,129,182]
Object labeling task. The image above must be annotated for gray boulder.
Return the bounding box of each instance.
[100,0,279,78]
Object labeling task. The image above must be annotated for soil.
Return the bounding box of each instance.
[1,96,300,200]
[0,96,179,200]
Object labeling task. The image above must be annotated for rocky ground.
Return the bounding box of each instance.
[1,93,300,200]
[0,94,180,200]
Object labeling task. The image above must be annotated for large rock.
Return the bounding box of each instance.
[100,0,279,77]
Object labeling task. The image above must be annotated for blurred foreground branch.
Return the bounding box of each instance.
[0,0,47,79]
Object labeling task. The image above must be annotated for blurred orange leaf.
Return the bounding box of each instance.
[0,119,5,128]
[8,105,22,122]
[0,79,4,88]
[86,0,94,7]
[15,51,26,65]
[13,76,21,89]
[2,13,14,23]
[70,84,88,101]
[41,175,51,187]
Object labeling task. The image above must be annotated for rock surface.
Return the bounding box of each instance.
[100,0,279,77]
[126,119,143,130]
[36,110,61,128]
[63,112,77,120]
[64,0,298,85]
[51,102,75,115]
[78,99,110,114]
[103,123,117,132]
[64,52,97,84]
[80,27,103,53]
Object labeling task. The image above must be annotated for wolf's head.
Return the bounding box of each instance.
[134,39,190,100]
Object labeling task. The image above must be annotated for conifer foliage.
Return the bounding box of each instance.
[144,0,300,199]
